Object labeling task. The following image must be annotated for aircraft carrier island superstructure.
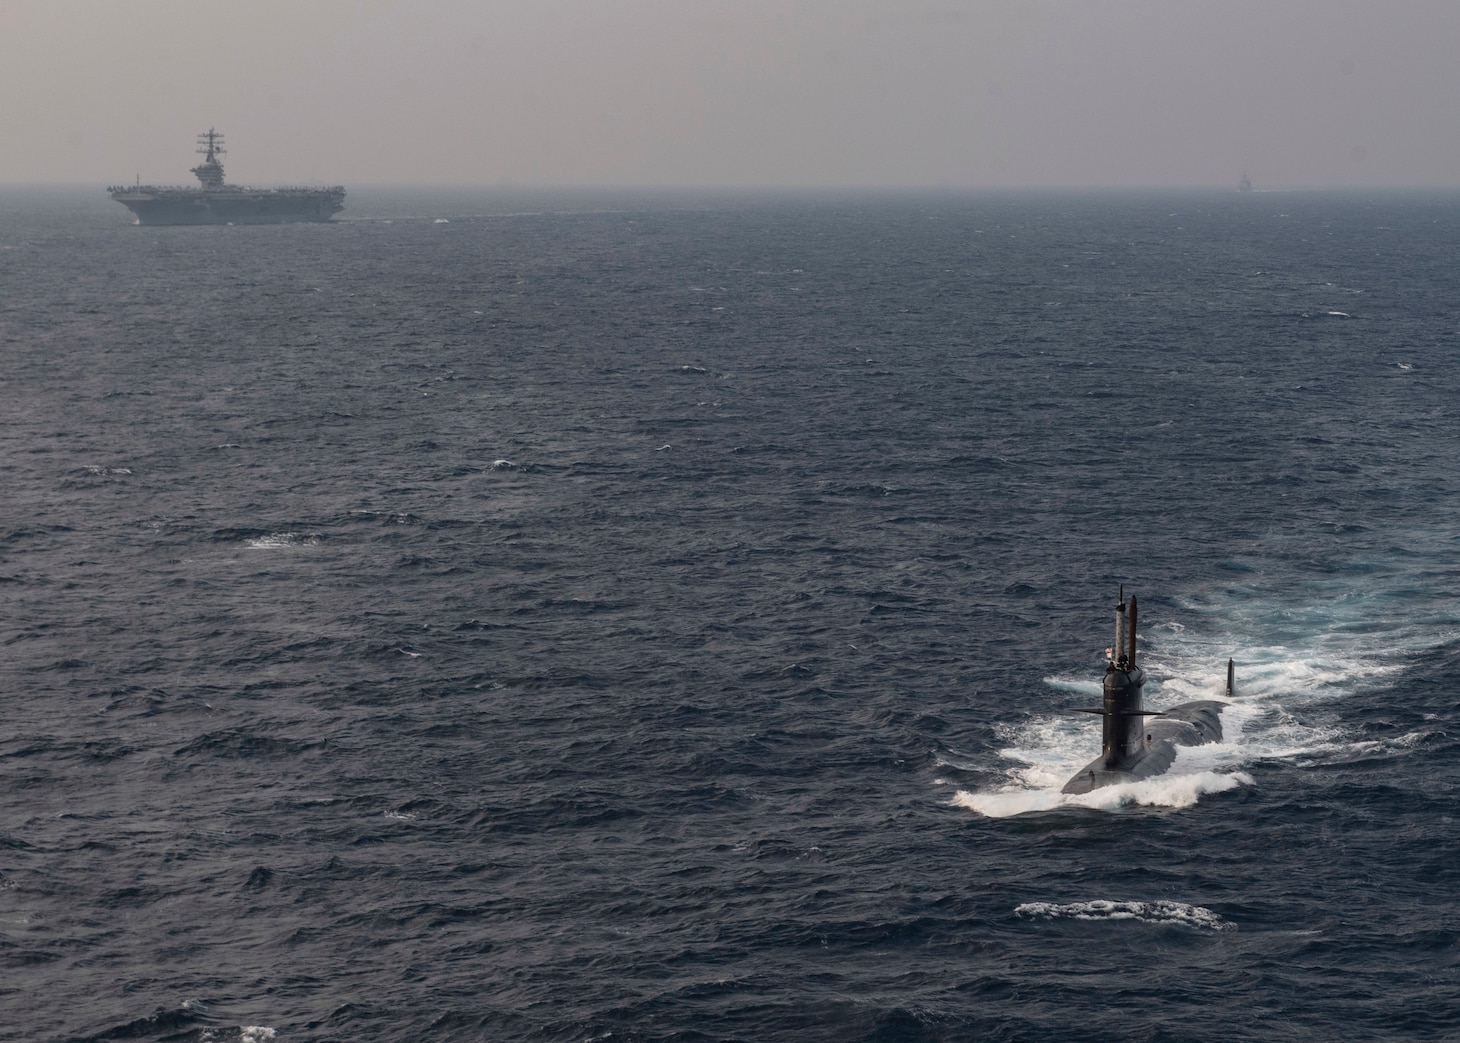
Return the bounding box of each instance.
[108,129,345,225]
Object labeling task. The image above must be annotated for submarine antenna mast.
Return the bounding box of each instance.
[1113,586,1125,668]
[1128,595,1137,668]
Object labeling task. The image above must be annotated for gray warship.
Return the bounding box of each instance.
[108,129,345,225]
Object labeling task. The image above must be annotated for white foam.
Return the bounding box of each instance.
[953,787,1065,817]
[244,532,318,549]
[953,770,1252,818]
[199,1028,276,1043]
[1015,899,1234,931]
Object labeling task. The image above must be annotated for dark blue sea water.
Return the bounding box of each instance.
[2,185,1458,1042]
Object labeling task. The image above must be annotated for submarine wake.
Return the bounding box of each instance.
[954,768,1252,818]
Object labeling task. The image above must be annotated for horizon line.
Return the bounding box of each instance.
[9,180,1460,194]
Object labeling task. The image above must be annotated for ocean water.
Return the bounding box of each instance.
[2,185,1458,1041]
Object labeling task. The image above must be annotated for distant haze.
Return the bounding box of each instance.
[3,0,1459,189]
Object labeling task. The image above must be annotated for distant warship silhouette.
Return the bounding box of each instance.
[1062,590,1231,794]
[109,129,345,225]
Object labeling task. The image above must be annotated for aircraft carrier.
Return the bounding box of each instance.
[108,129,345,225]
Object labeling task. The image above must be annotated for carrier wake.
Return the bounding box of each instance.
[108,129,345,226]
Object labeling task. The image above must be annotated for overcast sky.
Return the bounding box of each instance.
[3,0,1458,189]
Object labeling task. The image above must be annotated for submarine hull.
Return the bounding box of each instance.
[1062,699,1226,794]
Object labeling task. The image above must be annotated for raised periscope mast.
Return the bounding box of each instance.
[108,128,345,226]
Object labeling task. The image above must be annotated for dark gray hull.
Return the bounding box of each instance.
[1062,700,1226,794]
[110,187,346,226]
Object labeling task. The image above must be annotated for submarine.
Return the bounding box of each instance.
[1062,590,1230,795]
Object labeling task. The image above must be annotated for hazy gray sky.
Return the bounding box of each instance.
[3,0,1458,188]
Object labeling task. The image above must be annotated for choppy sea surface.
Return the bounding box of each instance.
[2,185,1459,1041]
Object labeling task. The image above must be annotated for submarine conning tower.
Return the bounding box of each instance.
[1101,591,1146,767]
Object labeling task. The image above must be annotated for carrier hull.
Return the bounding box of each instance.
[110,187,346,226]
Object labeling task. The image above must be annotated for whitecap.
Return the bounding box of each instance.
[1015,899,1234,930]
[244,532,318,549]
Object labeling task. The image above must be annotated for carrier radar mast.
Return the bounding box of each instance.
[190,128,227,190]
